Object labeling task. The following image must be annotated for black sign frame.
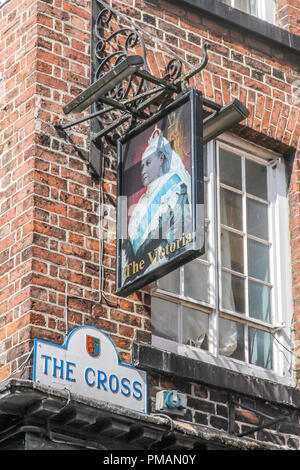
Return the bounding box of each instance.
[116,88,204,297]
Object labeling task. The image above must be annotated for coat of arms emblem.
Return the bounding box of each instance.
[86,335,100,357]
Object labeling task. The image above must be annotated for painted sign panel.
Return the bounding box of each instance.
[116,88,204,297]
[33,326,148,414]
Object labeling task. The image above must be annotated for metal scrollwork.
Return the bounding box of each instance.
[92,1,149,130]
[164,58,182,81]
[56,1,212,178]
[91,0,210,141]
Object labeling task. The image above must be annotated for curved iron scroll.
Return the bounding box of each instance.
[93,1,148,130]
[91,0,210,140]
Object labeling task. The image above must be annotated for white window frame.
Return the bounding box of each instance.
[151,133,293,386]
[224,0,276,24]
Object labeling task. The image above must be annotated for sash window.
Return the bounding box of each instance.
[151,137,292,384]
[220,0,276,24]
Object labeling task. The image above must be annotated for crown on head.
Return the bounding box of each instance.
[142,126,164,160]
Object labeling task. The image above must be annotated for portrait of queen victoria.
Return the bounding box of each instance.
[116,90,204,296]
[121,123,193,285]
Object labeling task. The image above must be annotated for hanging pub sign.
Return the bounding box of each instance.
[116,88,205,297]
[116,89,204,296]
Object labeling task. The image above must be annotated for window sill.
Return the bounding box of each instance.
[151,336,291,386]
[132,341,300,409]
[177,0,300,55]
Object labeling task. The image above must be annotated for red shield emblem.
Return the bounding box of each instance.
[86,335,100,357]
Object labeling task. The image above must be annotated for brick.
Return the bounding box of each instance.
[60,242,91,260]
[60,192,93,211]
[0,365,10,382]
[256,94,265,119]
[63,46,89,65]
[63,1,90,20]
[36,71,68,92]
[31,300,64,318]
[262,109,271,132]
[60,168,92,186]
[109,334,131,351]
[33,221,66,241]
[9,259,33,283]
[34,171,67,191]
[119,324,135,338]
[59,268,92,288]
[23,272,66,292]
[244,77,271,95]
[110,309,141,327]
[202,71,214,99]
[287,107,299,133]
[271,100,283,126]
[6,312,31,337]
[59,217,91,237]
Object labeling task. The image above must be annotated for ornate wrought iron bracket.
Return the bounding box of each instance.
[54,0,252,182]
[54,0,218,176]
[228,394,296,438]
[90,43,211,142]
[58,42,212,134]
[54,1,250,180]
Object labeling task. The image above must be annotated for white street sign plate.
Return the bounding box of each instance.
[33,326,148,414]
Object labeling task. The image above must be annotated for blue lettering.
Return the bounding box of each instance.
[53,357,64,379]
[41,354,52,375]
[97,370,107,390]
[132,381,142,400]
[66,361,76,382]
[109,374,119,393]
[85,367,95,387]
[120,377,131,397]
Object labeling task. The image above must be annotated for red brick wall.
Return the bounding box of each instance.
[0,0,93,380]
[277,0,300,35]
[0,0,40,380]
[0,0,299,390]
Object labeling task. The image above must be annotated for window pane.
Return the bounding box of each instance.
[248,239,270,282]
[221,0,258,16]
[204,180,208,220]
[264,0,275,23]
[249,327,272,369]
[219,318,245,361]
[246,160,268,200]
[221,271,245,313]
[220,187,243,231]
[247,198,269,241]
[157,268,180,294]
[235,0,250,13]
[203,144,208,177]
[182,306,209,351]
[219,148,242,190]
[184,261,210,303]
[151,297,178,342]
[221,229,244,273]
[201,222,209,262]
[236,0,258,14]
[249,280,271,323]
